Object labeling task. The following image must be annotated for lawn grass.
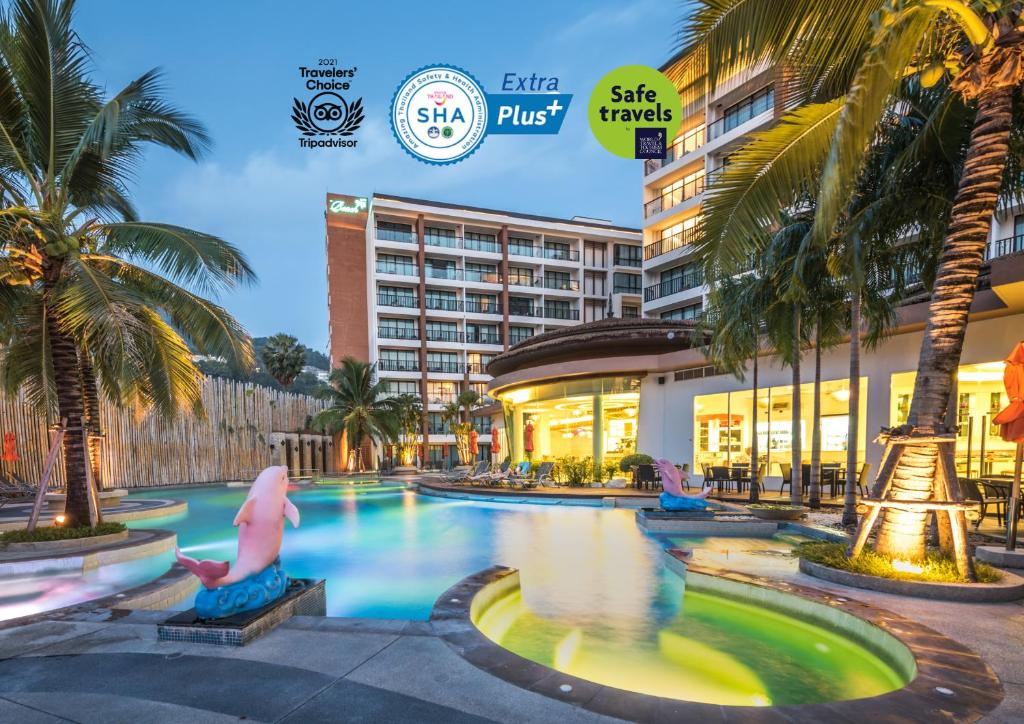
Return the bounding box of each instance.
[0,521,127,545]
[797,541,1001,584]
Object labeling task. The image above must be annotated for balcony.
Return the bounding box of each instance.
[508,304,537,317]
[509,243,540,257]
[428,392,459,405]
[543,306,580,320]
[467,331,502,345]
[426,360,465,374]
[423,231,459,248]
[377,293,418,309]
[465,236,500,253]
[376,227,416,244]
[508,274,537,288]
[613,284,642,296]
[542,277,580,291]
[464,269,502,284]
[425,329,464,343]
[378,326,419,340]
[613,253,642,268]
[644,224,703,261]
[643,123,707,175]
[466,362,488,374]
[376,261,418,277]
[378,358,420,372]
[989,234,1024,260]
[543,247,580,262]
[424,266,460,281]
[644,173,705,218]
[707,87,774,141]
[425,297,462,312]
[465,300,502,314]
[644,269,704,302]
[509,333,533,346]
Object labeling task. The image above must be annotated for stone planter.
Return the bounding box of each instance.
[748,506,808,521]
[45,489,128,511]
[2,529,129,553]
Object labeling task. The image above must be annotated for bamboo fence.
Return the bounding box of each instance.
[0,377,326,489]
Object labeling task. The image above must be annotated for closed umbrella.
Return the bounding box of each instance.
[992,341,1024,549]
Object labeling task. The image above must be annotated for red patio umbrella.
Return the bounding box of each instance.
[993,341,1024,549]
[470,429,479,456]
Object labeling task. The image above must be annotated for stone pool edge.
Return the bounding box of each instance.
[430,563,1004,723]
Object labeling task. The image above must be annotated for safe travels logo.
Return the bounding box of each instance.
[588,65,681,160]
[389,65,572,165]
[292,60,364,149]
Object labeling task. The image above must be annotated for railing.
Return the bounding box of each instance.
[378,358,420,372]
[423,232,459,248]
[613,284,641,295]
[643,123,707,175]
[427,425,448,435]
[644,224,703,261]
[614,254,642,268]
[542,277,580,291]
[543,247,580,262]
[644,173,705,218]
[376,227,416,243]
[426,361,464,374]
[465,300,502,314]
[507,274,536,287]
[425,297,462,312]
[424,266,460,281]
[377,293,418,308]
[376,261,418,276]
[465,236,500,253]
[378,326,419,340]
[543,306,580,320]
[466,362,488,374]
[425,329,464,343]
[509,243,539,257]
[509,334,533,346]
[464,269,502,284]
[428,393,459,405]
[644,268,704,301]
[989,233,1024,260]
[508,304,537,317]
[467,332,502,345]
[707,87,774,140]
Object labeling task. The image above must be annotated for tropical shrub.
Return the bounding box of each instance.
[619,453,653,473]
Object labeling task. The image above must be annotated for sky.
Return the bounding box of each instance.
[75,0,685,354]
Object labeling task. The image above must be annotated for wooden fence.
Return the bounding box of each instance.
[0,377,327,489]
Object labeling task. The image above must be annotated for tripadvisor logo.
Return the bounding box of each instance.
[292,60,364,150]
[588,65,681,160]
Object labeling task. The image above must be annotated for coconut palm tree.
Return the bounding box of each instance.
[441,389,481,465]
[0,0,254,527]
[314,358,398,471]
[388,393,422,467]
[683,0,1024,566]
[261,333,305,388]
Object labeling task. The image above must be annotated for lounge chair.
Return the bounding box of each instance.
[496,461,530,487]
[483,460,512,485]
[463,461,492,484]
[519,461,554,489]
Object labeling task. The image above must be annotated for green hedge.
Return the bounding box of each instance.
[0,521,127,544]
[618,453,653,473]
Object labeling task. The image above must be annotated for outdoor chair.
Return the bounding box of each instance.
[634,464,658,490]
[957,478,991,529]
[777,463,794,498]
[463,461,492,484]
[485,460,512,485]
[710,466,735,493]
[979,479,1013,528]
[519,461,554,489]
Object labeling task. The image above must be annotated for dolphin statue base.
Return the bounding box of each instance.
[193,557,289,619]
[658,491,710,512]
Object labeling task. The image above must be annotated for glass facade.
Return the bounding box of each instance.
[496,376,641,466]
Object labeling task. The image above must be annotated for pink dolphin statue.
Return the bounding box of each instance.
[175,465,300,589]
[654,459,713,499]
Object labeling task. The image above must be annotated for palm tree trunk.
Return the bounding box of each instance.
[843,293,862,527]
[791,305,803,506]
[809,323,822,509]
[749,346,760,503]
[47,311,93,527]
[874,83,1014,561]
[80,351,103,490]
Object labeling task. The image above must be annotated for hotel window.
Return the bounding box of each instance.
[509,236,536,256]
[544,240,572,261]
[425,320,459,342]
[425,288,458,311]
[584,271,606,296]
[466,293,499,313]
[659,168,705,209]
[722,85,774,133]
[424,226,457,247]
[544,270,573,290]
[427,381,458,405]
[467,323,500,344]
[385,379,419,397]
[379,317,417,339]
[584,241,607,267]
[613,272,641,294]
[660,302,702,321]
[622,305,640,318]
[467,352,493,374]
[378,349,418,372]
[659,262,703,293]
[465,261,498,283]
[378,285,416,308]
[428,412,446,435]
[470,381,489,400]
[661,215,702,243]
[377,253,415,275]
[427,351,460,373]
[508,295,535,316]
[1015,214,1024,240]
[544,300,572,320]
[508,266,535,286]
[614,244,641,267]
[584,300,606,323]
[472,415,493,434]
[424,257,456,280]
[376,220,414,243]
[510,326,534,345]
[465,231,499,253]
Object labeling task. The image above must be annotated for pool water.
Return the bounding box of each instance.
[125,484,906,705]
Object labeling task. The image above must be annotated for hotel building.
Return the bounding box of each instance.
[325,192,642,468]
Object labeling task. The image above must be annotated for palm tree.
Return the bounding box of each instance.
[683,0,1024,565]
[0,0,254,527]
[313,358,397,471]
[441,389,481,465]
[261,334,305,388]
[389,393,422,467]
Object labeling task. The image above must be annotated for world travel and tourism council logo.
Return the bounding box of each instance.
[588,65,681,160]
[390,64,489,165]
[292,61,364,150]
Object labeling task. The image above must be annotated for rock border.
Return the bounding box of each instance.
[432,563,1003,723]
[1,529,130,553]
[799,557,1024,602]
